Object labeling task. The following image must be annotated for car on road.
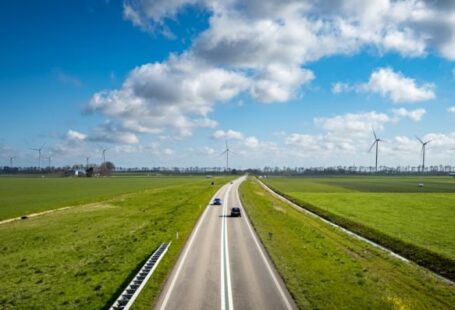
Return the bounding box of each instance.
[230,207,241,217]
[213,198,222,205]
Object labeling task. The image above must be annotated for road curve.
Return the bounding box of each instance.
[154,177,297,310]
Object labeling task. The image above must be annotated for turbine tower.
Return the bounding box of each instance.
[98,145,110,168]
[9,156,15,168]
[46,155,52,169]
[86,156,90,168]
[368,129,384,172]
[415,136,431,173]
[219,141,233,171]
[30,143,46,170]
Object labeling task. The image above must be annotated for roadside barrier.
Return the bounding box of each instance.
[110,242,171,310]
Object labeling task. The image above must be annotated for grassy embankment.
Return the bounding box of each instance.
[240,178,455,309]
[0,176,204,220]
[0,176,231,309]
[263,176,455,280]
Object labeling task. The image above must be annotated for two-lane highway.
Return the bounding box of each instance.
[155,177,296,310]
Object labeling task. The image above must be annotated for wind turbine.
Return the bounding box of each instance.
[368,129,384,172]
[30,143,46,170]
[219,141,234,172]
[415,136,431,173]
[46,155,52,169]
[86,156,90,168]
[98,145,110,168]
[9,156,15,168]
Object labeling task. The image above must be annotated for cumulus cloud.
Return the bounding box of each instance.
[392,108,426,121]
[448,106,455,114]
[361,68,435,103]
[315,111,391,137]
[86,0,455,145]
[212,129,244,140]
[88,55,246,138]
[286,108,430,157]
[332,82,352,94]
[334,68,435,103]
[66,130,87,141]
[88,122,139,144]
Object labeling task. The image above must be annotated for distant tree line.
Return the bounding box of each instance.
[1,164,454,177]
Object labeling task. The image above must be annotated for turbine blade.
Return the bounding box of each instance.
[219,150,227,157]
[372,128,377,140]
[415,135,424,144]
[368,141,376,152]
[424,140,431,145]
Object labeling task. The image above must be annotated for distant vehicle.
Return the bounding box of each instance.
[213,198,222,205]
[230,207,241,217]
[418,183,424,187]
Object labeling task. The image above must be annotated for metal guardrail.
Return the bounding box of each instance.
[110,242,171,310]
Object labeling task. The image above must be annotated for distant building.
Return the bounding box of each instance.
[64,169,86,177]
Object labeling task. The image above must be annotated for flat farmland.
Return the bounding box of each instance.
[0,176,207,220]
[263,176,455,279]
[0,176,231,309]
[240,178,455,309]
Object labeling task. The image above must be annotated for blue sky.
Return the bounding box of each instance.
[1,0,454,168]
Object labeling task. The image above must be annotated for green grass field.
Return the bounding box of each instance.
[240,178,455,309]
[263,176,455,279]
[0,176,231,309]
[0,176,209,220]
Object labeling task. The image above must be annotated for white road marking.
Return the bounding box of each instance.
[159,185,227,310]
[221,184,234,310]
[235,179,294,310]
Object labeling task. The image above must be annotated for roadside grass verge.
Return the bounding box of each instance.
[0,177,230,309]
[240,178,455,309]
[263,177,455,281]
[0,176,203,220]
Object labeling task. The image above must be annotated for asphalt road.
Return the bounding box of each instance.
[155,177,297,310]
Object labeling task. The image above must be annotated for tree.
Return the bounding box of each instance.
[85,167,94,177]
[100,161,115,175]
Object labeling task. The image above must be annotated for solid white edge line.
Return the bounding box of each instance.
[220,188,226,310]
[224,185,234,310]
[159,184,228,310]
[236,177,294,310]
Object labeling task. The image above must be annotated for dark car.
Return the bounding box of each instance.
[230,207,241,217]
[213,198,222,205]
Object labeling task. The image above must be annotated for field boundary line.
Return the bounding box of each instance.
[256,179,455,285]
[0,206,73,225]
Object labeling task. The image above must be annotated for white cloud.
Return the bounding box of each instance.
[212,129,244,140]
[448,106,455,114]
[86,0,455,147]
[332,82,351,94]
[315,111,391,137]
[66,130,87,141]
[285,108,428,158]
[88,55,247,138]
[392,108,426,121]
[125,0,455,61]
[360,68,435,103]
[89,122,139,144]
[334,68,435,103]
